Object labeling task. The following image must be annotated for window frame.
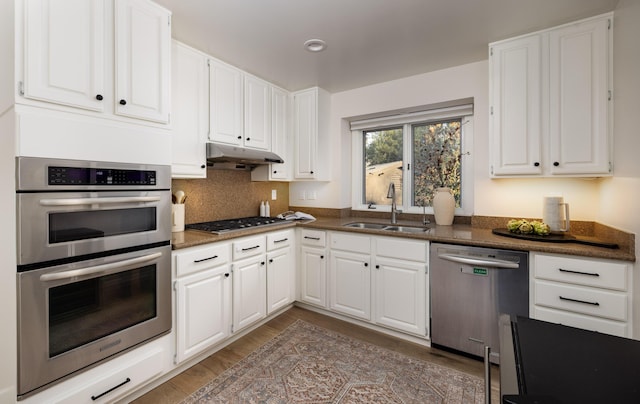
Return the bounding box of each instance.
[351,110,474,216]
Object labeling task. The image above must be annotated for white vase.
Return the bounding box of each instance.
[433,187,455,225]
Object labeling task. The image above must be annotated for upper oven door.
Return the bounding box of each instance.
[17,190,170,266]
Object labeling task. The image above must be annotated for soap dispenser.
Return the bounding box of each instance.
[265,201,270,217]
[259,201,265,216]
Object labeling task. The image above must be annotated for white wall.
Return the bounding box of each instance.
[597,0,640,337]
[293,59,602,220]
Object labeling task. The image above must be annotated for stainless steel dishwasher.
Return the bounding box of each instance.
[430,243,529,364]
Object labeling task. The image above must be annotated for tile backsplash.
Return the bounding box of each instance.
[172,169,290,224]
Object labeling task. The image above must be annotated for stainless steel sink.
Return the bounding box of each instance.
[343,222,430,233]
[343,222,389,230]
[382,225,430,233]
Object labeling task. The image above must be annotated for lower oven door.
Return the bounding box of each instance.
[17,244,171,398]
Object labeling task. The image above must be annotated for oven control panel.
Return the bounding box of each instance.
[48,166,157,186]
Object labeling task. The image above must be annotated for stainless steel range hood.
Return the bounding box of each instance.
[206,143,283,170]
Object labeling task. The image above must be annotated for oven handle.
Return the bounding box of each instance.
[39,196,162,206]
[39,252,163,282]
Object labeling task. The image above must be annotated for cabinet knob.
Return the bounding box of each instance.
[201,164,206,169]
[320,255,324,259]
[376,265,380,269]
[553,161,560,167]
[310,171,314,174]
[237,136,242,140]
[119,99,127,105]
[534,162,540,167]
[95,94,103,101]
[364,262,368,267]
[273,170,277,174]
[246,137,250,141]
[261,261,265,266]
[224,273,229,277]
[269,258,273,263]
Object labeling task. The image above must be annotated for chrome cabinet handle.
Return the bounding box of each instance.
[40,196,162,206]
[40,252,162,282]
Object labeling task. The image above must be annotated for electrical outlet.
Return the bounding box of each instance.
[308,191,317,200]
[299,191,306,200]
[271,189,277,200]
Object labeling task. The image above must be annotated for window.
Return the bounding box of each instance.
[351,103,473,215]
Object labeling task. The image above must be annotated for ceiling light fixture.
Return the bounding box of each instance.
[304,39,327,52]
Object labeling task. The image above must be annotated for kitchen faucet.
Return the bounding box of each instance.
[387,182,398,224]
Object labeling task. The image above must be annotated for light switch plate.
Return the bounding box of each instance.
[271,189,277,200]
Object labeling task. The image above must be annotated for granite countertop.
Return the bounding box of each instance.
[172,216,635,262]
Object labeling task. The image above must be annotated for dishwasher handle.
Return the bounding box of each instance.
[437,253,520,269]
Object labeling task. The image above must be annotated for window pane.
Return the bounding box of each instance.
[363,128,403,206]
[412,120,461,207]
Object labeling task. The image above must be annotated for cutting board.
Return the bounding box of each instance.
[492,228,619,249]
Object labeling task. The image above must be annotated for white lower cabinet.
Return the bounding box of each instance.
[21,335,170,404]
[232,254,267,331]
[299,229,328,307]
[232,235,267,332]
[325,231,429,337]
[531,252,632,337]
[174,242,232,364]
[266,229,296,314]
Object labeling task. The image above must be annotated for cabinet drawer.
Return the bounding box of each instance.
[175,243,231,278]
[267,229,294,251]
[534,253,628,291]
[533,306,629,338]
[300,229,326,247]
[534,280,627,321]
[330,232,370,254]
[233,235,266,260]
[374,236,427,262]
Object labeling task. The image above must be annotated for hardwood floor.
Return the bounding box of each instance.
[130,306,500,403]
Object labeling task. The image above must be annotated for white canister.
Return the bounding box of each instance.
[433,187,455,225]
[171,204,185,232]
[542,196,570,232]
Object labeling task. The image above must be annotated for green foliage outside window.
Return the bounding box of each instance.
[412,120,461,207]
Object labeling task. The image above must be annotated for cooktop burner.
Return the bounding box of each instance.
[186,216,288,234]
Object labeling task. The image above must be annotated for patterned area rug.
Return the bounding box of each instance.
[181,320,485,403]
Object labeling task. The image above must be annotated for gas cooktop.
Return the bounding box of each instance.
[185,216,288,234]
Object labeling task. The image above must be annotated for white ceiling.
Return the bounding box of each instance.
[155,0,618,93]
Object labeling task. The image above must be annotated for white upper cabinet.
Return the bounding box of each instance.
[243,74,271,150]
[115,0,171,123]
[209,59,244,145]
[489,35,542,176]
[548,17,611,175]
[22,0,106,112]
[21,0,171,124]
[209,60,273,151]
[171,41,208,178]
[489,13,612,177]
[292,87,330,180]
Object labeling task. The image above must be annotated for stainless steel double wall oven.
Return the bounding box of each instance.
[16,157,172,399]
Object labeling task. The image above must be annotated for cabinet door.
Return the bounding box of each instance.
[293,88,317,179]
[269,86,290,180]
[548,17,611,175]
[267,246,295,314]
[374,257,426,336]
[244,75,271,150]
[115,0,171,123]
[489,35,542,176]
[209,59,243,145]
[175,265,231,364]
[329,250,371,320]
[232,255,267,332]
[171,41,208,178]
[23,0,105,111]
[299,245,326,307]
